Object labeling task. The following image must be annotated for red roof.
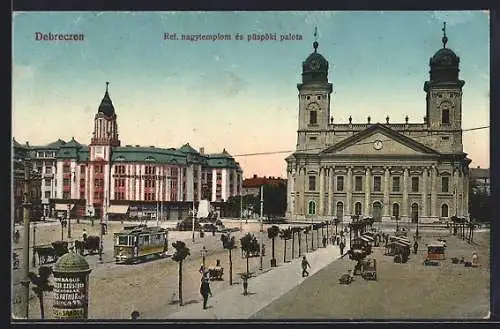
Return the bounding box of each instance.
[243,176,286,188]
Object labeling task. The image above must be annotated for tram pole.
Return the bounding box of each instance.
[21,159,31,319]
[259,185,263,270]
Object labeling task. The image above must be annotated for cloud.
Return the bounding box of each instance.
[431,11,476,26]
[13,65,35,81]
[292,11,337,28]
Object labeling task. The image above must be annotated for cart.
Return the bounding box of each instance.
[208,266,224,280]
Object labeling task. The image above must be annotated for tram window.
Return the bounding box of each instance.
[118,236,128,245]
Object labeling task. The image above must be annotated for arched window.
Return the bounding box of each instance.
[354,202,362,216]
[442,109,450,124]
[441,204,449,218]
[411,203,419,223]
[309,111,317,125]
[308,201,316,215]
[392,203,400,218]
[336,202,344,220]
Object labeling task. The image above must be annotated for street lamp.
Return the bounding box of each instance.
[32,222,37,268]
[201,246,207,271]
[67,203,72,239]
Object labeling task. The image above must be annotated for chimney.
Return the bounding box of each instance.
[199,147,204,154]
[253,174,257,179]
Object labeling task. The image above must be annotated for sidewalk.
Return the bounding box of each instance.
[164,238,349,319]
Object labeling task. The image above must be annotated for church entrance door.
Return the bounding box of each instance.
[373,201,382,222]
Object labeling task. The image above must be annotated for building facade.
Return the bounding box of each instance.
[286,26,471,224]
[13,83,243,221]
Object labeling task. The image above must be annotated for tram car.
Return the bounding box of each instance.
[114,225,168,264]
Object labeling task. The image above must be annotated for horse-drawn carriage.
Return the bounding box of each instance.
[34,241,69,264]
[207,259,224,280]
[75,236,100,255]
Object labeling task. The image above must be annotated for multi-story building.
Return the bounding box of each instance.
[13,82,243,221]
[286,25,471,224]
[12,139,43,223]
[469,166,490,195]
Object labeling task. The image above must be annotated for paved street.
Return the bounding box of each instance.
[12,218,339,319]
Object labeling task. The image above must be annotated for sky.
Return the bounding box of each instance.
[12,11,490,178]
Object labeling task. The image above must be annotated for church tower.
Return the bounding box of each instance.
[424,23,465,153]
[296,34,333,151]
[88,82,120,219]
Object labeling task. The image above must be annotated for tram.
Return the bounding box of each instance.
[114,225,168,264]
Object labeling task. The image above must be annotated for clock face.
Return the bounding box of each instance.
[310,59,320,70]
[440,101,451,110]
[373,140,383,150]
[307,102,320,111]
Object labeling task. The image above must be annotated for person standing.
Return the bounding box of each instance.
[200,277,213,309]
[82,228,88,241]
[339,239,345,256]
[301,255,311,277]
[413,240,418,254]
[322,236,327,248]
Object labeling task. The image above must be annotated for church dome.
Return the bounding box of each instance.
[430,47,459,67]
[301,41,329,84]
[98,82,115,116]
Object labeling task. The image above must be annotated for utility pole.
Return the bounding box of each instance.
[259,185,264,270]
[32,222,36,268]
[67,203,72,239]
[240,193,243,231]
[21,159,31,319]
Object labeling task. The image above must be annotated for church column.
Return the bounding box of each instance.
[463,167,469,219]
[457,168,463,217]
[453,167,459,217]
[402,167,409,221]
[346,166,353,222]
[422,167,428,221]
[364,166,371,218]
[319,166,325,216]
[383,166,390,221]
[328,166,334,216]
[299,167,306,216]
[290,168,295,218]
[286,168,293,218]
[431,165,437,219]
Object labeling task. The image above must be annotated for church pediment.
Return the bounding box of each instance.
[320,124,440,157]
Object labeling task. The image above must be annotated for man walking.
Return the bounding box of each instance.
[413,240,418,254]
[301,255,311,277]
[340,238,346,256]
[200,276,212,309]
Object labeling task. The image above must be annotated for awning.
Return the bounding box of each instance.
[108,205,129,214]
[55,204,74,211]
[361,234,374,241]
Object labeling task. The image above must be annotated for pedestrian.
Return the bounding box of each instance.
[322,236,327,248]
[82,228,88,241]
[301,255,311,277]
[200,277,212,309]
[413,240,418,254]
[340,240,345,256]
[130,310,140,320]
[14,230,20,244]
[472,252,478,267]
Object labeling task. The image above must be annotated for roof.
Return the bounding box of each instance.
[61,137,81,148]
[430,47,459,67]
[243,176,286,188]
[470,168,489,180]
[112,146,187,165]
[53,251,91,273]
[178,143,199,154]
[98,82,115,116]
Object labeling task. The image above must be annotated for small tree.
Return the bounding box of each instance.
[240,233,258,275]
[267,225,280,267]
[279,228,292,263]
[28,266,53,319]
[221,234,237,285]
[172,240,190,306]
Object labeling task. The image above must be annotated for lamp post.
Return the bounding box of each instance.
[201,246,207,271]
[99,207,103,263]
[32,222,37,268]
[240,193,243,231]
[67,203,72,239]
[21,159,31,318]
[192,198,196,243]
[259,185,264,270]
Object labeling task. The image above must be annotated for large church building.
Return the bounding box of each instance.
[286,25,471,224]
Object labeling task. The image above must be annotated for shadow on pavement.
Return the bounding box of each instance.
[183,299,200,305]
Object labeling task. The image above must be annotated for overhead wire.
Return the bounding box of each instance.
[232,125,489,158]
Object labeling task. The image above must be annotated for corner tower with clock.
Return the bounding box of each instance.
[296,39,333,151]
[88,82,121,219]
[424,23,465,153]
